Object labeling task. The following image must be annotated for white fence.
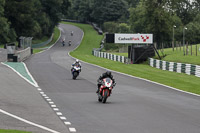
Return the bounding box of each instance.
[92,50,129,64]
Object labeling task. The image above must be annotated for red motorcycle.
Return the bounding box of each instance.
[98,78,115,103]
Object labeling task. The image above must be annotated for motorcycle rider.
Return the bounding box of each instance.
[96,71,115,93]
[62,38,65,46]
[71,59,81,72]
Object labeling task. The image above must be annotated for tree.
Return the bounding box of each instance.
[185,13,200,43]
[40,0,63,34]
[129,1,147,33]
[0,0,16,44]
[118,23,130,33]
[170,0,194,25]
[124,0,140,8]
[61,0,71,17]
[129,0,178,46]
[103,22,119,33]
[76,0,93,22]
[5,0,42,37]
[91,0,128,25]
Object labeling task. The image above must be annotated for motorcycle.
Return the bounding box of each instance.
[68,40,71,46]
[71,65,81,80]
[97,78,115,103]
[62,41,65,46]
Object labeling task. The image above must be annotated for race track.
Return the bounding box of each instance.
[25,23,200,133]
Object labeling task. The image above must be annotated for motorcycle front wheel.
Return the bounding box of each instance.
[102,90,108,103]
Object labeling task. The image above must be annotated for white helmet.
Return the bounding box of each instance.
[76,59,79,63]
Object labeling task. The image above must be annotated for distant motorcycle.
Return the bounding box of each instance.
[71,65,81,80]
[97,78,115,103]
[62,41,65,46]
[68,40,71,46]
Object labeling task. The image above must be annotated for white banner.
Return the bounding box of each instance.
[115,34,153,44]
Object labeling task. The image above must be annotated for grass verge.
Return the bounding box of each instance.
[62,21,200,95]
[157,45,200,65]
[0,129,31,133]
[33,27,60,54]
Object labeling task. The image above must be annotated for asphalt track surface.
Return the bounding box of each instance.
[0,63,69,133]
[25,23,200,133]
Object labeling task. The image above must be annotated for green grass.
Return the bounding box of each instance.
[33,26,60,54]
[33,49,43,54]
[61,21,200,95]
[109,52,128,57]
[0,45,4,48]
[158,44,200,65]
[0,129,31,133]
[32,36,49,44]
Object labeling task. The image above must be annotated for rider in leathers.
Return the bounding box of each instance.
[96,71,115,93]
[71,59,81,72]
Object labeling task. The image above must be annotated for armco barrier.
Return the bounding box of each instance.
[149,58,200,78]
[32,34,53,48]
[92,50,129,64]
[15,47,31,62]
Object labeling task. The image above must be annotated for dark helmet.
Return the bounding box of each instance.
[106,71,111,76]
[102,73,107,77]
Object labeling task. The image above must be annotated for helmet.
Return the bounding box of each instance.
[102,73,107,77]
[106,71,111,76]
[76,59,79,63]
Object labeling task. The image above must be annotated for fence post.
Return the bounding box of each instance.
[196,44,197,56]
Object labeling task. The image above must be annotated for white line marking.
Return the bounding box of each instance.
[1,62,38,88]
[37,88,42,91]
[23,62,39,87]
[47,99,52,101]
[56,112,62,116]
[40,92,44,94]
[42,94,47,97]
[60,117,66,120]
[49,102,54,104]
[69,128,76,132]
[51,105,56,108]
[64,122,71,125]
[53,108,59,111]
[0,109,60,133]
[45,97,49,99]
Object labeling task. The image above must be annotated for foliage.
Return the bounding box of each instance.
[0,0,16,44]
[185,14,200,44]
[91,0,128,25]
[103,22,119,33]
[118,23,130,33]
[0,0,69,44]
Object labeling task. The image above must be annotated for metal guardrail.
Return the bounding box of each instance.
[32,34,53,48]
[149,58,200,77]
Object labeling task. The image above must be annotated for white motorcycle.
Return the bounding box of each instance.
[71,65,81,80]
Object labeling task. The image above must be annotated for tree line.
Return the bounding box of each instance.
[67,0,200,46]
[1,0,200,47]
[0,0,70,44]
